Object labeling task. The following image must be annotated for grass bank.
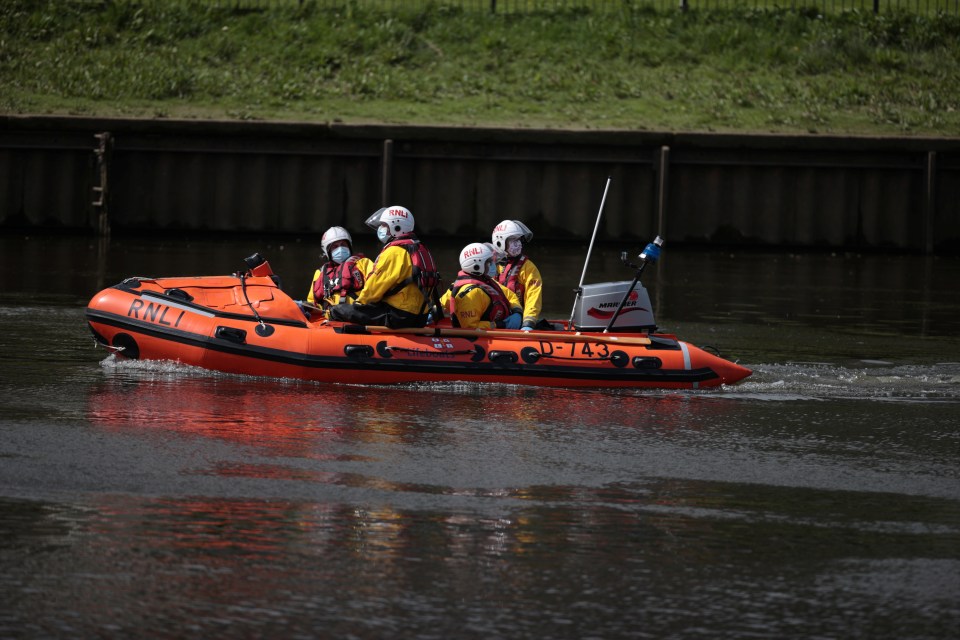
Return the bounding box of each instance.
[2,1,959,135]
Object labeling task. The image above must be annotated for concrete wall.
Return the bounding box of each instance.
[2,115,958,252]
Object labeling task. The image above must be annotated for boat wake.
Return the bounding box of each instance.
[727,361,960,402]
[99,355,960,403]
[99,354,223,381]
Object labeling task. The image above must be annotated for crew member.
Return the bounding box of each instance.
[328,205,439,328]
[441,242,522,330]
[307,226,374,315]
[491,219,543,331]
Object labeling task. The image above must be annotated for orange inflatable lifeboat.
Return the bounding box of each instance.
[85,252,751,390]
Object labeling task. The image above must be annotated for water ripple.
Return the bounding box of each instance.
[732,362,960,402]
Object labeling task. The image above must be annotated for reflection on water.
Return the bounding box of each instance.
[1,235,959,638]
[2,485,958,638]
[76,357,960,503]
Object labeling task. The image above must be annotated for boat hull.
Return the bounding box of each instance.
[86,276,751,390]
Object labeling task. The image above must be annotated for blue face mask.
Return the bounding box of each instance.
[486,260,498,278]
[377,226,391,244]
[330,246,351,265]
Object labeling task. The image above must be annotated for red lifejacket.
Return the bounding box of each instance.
[382,235,441,298]
[447,273,511,328]
[496,255,528,303]
[313,255,365,307]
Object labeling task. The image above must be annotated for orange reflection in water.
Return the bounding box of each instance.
[85,365,451,457]
[84,366,533,496]
[82,365,746,577]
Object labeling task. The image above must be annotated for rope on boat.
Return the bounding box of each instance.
[239,272,274,337]
[536,352,616,362]
[94,339,125,353]
[383,345,478,356]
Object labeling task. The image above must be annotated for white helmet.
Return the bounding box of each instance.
[484,242,505,263]
[459,242,495,275]
[365,205,415,237]
[320,226,352,257]
[492,219,533,253]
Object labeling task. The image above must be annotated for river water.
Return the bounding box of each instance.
[1,234,958,639]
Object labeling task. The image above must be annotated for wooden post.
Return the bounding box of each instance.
[92,132,112,238]
[381,138,394,206]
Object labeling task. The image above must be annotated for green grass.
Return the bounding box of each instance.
[2,1,959,135]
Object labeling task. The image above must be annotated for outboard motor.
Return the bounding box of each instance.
[571,237,663,333]
[570,281,657,332]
